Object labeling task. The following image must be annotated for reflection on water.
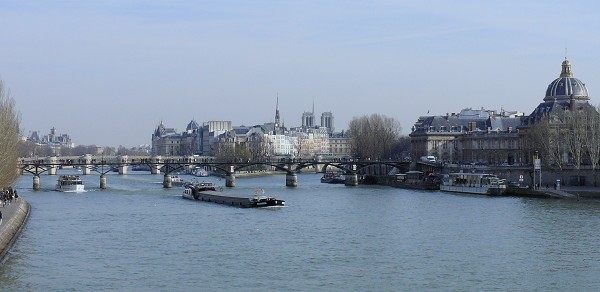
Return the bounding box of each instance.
[1,172,600,291]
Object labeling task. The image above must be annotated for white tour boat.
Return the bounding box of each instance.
[56,175,85,192]
[440,173,507,196]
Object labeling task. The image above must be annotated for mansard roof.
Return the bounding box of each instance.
[411,111,522,135]
[523,100,596,126]
[488,115,522,130]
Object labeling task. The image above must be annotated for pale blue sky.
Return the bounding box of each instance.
[2,0,600,146]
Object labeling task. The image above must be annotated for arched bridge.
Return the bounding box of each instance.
[18,155,412,190]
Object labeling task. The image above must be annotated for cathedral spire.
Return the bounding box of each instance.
[275,93,280,127]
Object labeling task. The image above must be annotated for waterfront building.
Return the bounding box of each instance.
[151,120,202,156]
[201,121,233,156]
[410,108,523,164]
[149,97,342,160]
[519,57,597,166]
[328,131,351,158]
[409,58,595,167]
[287,126,330,158]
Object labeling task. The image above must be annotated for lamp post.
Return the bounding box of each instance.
[533,151,541,190]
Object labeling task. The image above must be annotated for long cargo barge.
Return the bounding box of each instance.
[182,182,285,208]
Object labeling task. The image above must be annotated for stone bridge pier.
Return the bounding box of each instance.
[286,172,298,187]
[81,154,92,175]
[345,173,358,186]
[33,175,41,191]
[151,156,162,174]
[118,155,129,175]
[163,174,172,188]
[47,156,58,175]
[100,174,107,189]
[345,165,358,186]
[225,174,236,187]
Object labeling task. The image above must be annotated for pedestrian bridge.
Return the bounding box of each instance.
[18,155,412,190]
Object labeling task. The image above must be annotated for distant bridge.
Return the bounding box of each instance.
[18,155,413,190]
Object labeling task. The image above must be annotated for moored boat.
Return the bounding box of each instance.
[320,172,345,184]
[56,175,85,192]
[440,172,507,195]
[182,182,285,207]
[392,171,441,190]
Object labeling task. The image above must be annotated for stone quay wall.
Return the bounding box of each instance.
[0,199,31,262]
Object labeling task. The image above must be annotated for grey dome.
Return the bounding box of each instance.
[544,58,589,101]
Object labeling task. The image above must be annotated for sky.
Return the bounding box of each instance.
[2,0,600,147]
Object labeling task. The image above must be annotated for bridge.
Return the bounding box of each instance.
[18,155,412,190]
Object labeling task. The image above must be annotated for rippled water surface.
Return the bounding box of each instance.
[2,171,600,291]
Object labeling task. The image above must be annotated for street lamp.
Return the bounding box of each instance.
[533,151,541,190]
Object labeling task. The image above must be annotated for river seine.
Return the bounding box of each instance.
[1,171,600,291]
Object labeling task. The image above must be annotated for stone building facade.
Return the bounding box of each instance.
[151,120,202,156]
[410,109,523,164]
[410,58,595,167]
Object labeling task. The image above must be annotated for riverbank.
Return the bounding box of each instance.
[0,198,30,263]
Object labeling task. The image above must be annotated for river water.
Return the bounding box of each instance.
[1,171,600,291]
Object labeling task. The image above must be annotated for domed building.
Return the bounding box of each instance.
[523,58,594,127]
[519,58,599,173]
[410,58,597,167]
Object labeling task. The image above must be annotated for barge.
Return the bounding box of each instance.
[392,171,441,190]
[440,172,507,196]
[182,182,285,207]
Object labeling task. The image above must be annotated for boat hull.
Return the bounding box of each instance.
[183,190,285,208]
[56,185,85,192]
[440,185,506,196]
[393,182,439,190]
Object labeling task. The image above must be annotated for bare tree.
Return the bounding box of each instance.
[527,115,565,170]
[246,132,271,162]
[292,132,307,158]
[584,105,600,185]
[348,114,401,160]
[562,109,586,175]
[0,80,20,188]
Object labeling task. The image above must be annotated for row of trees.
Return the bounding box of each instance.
[0,80,20,188]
